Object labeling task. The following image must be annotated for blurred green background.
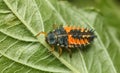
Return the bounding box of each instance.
[68,0,120,29]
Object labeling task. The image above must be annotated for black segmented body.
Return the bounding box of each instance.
[69,29,96,43]
[46,26,96,48]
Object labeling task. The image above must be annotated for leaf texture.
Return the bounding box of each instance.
[0,0,119,73]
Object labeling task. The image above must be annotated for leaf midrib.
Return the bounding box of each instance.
[3,0,117,73]
[64,4,117,72]
[86,16,117,73]
[3,0,81,73]
[45,0,66,25]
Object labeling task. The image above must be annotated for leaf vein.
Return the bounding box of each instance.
[14,67,24,73]
[4,40,19,53]
[45,0,66,25]
[1,62,15,73]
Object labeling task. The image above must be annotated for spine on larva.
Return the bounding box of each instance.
[69,28,96,43]
[64,27,96,47]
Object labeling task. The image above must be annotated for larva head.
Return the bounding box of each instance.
[46,32,57,45]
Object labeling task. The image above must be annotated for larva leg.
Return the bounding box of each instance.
[48,46,55,52]
[58,47,62,57]
[36,32,47,37]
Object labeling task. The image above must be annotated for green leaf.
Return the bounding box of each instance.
[68,0,120,73]
[0,0,119,73]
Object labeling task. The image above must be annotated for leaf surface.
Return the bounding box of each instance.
[0,0,119,73]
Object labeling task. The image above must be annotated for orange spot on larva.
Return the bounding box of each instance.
[76,39,80,44]
[64,26,72,33]
[81,28,84,32]
[80,39,85,45]
[84,39,89,44]
[68,35,73,44]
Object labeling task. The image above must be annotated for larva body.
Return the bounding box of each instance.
[46,26,96,48]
